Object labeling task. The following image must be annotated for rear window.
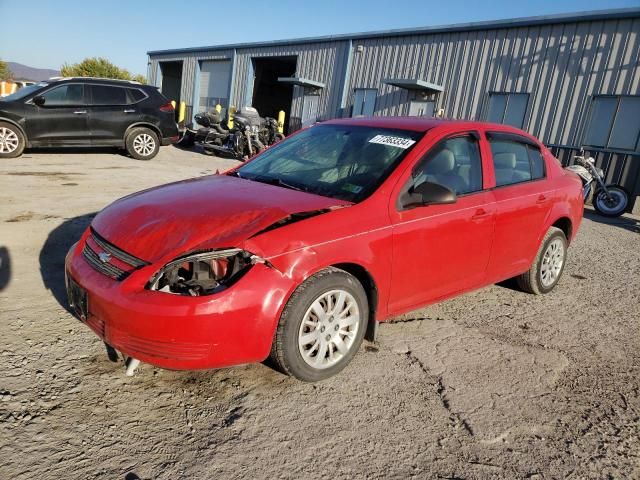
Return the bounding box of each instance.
[89,85,128,105]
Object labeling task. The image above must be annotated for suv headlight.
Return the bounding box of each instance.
[147,248,260,296]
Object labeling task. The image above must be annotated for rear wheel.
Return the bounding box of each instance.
[269,267,368,382]
[516,227,567,295]
[126,127,159,160]
[593,185,628,217]
[0,122,25,158]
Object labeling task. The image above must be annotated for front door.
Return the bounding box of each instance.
[25,83,89,145]
[388,132,495,314]
[87,84,140,145]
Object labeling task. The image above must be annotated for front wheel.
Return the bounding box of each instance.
[0,122,25,158]
[269,268,368,382]
[516,227,567,295]
[593,185,628,217]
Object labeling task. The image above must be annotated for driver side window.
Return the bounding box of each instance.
[40,84,84,107]
[411,134,483,195]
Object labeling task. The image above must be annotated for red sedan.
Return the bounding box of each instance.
[65,117,583,381]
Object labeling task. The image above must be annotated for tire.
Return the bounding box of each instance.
[178,131,195,148]
[125,127,160,160]
[593,185,629,217]
[516,227,567,295]
[250,140,265,157]
[269,267,368,382]
[275,133,285,143]
[0,122,26,158]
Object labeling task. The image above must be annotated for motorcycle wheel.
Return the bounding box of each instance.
[178,131,195,148]
[251,140,265,157]
[275,133,285,143]
[593,185,629,217]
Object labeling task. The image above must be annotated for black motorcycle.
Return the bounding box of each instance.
[203,107,265,160]
[178,110,229,149]
[260,116,285,146]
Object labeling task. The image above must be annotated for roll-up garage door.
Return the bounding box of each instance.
[198,60,231,114]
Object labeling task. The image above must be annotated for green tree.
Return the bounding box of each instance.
[0,59,13,81]
[60,57,145,83]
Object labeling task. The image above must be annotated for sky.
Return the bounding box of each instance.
[1,0,638,76]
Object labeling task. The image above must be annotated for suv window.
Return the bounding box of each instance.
[489,138,545,187]
[411,135,483,195]
[40,84,84,106]
[89,85,128,106]
[128,88,146,102]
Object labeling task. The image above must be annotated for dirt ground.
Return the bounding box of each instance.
[0,146,638,480]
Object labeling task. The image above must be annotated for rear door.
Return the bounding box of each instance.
[484,132,551,280]
[87,84,142,145]
[25,83,89,145]
[388,131,496,313]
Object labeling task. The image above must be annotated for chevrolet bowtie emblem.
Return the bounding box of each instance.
[98,252,112,263]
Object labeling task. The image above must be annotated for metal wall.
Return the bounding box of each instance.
[148,11,640,207]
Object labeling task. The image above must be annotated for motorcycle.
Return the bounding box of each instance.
[565,150,629,217]
[178,110,229,149]
[260,116,285,146]
[203,107,265,160]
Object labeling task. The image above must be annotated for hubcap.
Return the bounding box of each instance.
[298,289,360,370]
[0,127,19,153]
[540,238,565,287]
[132,133,155,156]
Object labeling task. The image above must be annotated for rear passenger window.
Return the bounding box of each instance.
[128,88,146,102]
[489,138,545,187]
[90,85,128,105]
[411,135,483,195]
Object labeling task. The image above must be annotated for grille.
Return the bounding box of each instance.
[82,229,149,281]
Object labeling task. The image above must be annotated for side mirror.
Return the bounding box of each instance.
[33,95,45,106]
[400,181,457,210]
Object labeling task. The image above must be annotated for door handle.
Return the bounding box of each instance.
[536,194,548,204]
[471,208,490,221]
[123,109,136,113]
[73,110,87,114]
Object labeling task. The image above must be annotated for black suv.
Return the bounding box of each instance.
[0,77,179,160]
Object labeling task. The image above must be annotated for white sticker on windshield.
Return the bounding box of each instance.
[368,134,416,149]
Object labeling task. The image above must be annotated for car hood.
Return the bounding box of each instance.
[91,174,350,263]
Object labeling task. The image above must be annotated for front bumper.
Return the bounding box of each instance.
[65,241,294,370]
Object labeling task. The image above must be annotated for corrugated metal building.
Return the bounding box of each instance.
[148,8,640,211]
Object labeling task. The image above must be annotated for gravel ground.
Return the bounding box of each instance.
[0,146,638,480]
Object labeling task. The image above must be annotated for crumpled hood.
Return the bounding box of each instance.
[91,174,349,263]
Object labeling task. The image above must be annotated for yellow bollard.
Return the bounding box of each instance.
[277,110,285,134]
[215,104,222,113]
[171,100,176,110]
[227,106,236,130]
[178,101,186,123]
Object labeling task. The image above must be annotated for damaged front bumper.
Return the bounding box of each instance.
[64,240,295,371]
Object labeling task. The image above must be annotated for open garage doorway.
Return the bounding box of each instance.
[251,56,296,133]
[159,61,183,120]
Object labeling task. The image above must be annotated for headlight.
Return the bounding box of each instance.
[147,248,260,296]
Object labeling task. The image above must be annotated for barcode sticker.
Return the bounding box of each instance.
[368,134,416,149]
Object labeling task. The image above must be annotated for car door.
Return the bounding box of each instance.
[25,83,89,145]
[484,132,552,280]
[387,131,496,314]
[87,84,141,145]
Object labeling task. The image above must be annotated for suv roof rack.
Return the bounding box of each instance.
[47,76,142,85]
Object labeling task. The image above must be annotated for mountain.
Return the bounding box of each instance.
[7,62,60,82]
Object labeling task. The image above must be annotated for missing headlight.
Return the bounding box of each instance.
[148,249,258,296]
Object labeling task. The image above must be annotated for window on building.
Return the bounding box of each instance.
[488,136,546,187]
[89,85,128,106]
[486,92,529,128]
[40,84,84,106]
[352,88,377,117]
[583,95,640,152]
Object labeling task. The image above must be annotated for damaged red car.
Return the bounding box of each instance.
[65,117,583,381]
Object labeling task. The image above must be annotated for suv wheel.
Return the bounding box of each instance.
[126,127,159,160]
[0,122,25,158]
[269,267,368,382]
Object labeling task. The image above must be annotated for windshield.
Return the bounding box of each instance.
[2,82,49,102]
[236,124,423,202]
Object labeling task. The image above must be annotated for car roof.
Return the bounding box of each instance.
[48,77,146,87]
[323,116,540,142]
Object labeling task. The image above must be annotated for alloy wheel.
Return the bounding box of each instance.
[0,127,19,154]
[298,289,360,369]
[132,133,156,157]
[540,238,565,287]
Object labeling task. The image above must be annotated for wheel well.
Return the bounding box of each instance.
[124,123,162,142]
[332,263,378,341]
[0,118,27,140]
[552,217,573,243]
